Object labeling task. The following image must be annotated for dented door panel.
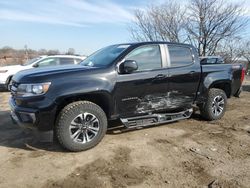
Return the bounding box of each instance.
[114,69,169,117]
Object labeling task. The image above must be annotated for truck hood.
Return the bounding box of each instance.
[13,65,95,83]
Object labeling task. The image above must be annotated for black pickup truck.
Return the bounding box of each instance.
[9,42,245,151]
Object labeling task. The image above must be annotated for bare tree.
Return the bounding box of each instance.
[186,0,247,56]
[66,48,75,55]
[215,37,250,69]
[47,49,60,55]
[240,40,250,71]
[129,1,186,42]
[129,0,248,56]
[151,2,187,42]
[216,37,243,63]
[241,41,250,64]
[129,9,160,41]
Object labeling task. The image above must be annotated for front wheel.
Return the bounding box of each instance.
[199,88,227,121]
[56,101,107,152]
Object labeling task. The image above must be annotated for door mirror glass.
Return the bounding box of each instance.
[120,60,138,74]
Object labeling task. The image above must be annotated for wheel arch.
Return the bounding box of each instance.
[55,92,113,122]
[209,81,231,98]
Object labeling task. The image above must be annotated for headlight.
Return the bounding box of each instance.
[0,70,8,73]
[16,82,51,97]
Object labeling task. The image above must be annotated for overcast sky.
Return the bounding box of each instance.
[0,0,249,55]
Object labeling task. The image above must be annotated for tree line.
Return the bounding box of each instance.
[0,46,76,66]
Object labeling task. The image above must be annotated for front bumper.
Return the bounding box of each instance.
[9,97,56,131]
[10,110,36,129]
[9,97,38,129]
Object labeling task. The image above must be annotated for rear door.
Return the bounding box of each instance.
[166,44,201,110]
[114,44,170,117]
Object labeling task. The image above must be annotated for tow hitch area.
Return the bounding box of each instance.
[120,108,193,129]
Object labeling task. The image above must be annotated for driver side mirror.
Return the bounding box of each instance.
[120,60,138,74]
[33,63,39,68]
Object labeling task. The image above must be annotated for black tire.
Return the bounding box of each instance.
[199,88,227,121]
[56,101,107,152]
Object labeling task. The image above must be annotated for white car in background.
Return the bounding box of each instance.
[0,55,86,90]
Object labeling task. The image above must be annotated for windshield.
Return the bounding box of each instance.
[23,57,43,66]
[80,44,130,67]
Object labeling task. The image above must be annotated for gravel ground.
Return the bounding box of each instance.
[0,77,250,188]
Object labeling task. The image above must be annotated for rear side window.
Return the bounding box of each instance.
[59,58,75,65]
[168,45,193,67]
[125,45,162,71]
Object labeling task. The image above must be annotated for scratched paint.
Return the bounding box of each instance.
[136,91,193,113]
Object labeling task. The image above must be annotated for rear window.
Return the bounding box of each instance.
[168,45,193,67]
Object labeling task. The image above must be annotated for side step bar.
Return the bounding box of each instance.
[120,108,193,129]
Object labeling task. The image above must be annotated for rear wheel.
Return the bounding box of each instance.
[56,101,107,152]
[199,88,227,121]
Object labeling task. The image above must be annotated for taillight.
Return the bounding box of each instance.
[241,68,245,84]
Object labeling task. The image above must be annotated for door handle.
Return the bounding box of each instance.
[189,71,196,75]
[154,74,166,79]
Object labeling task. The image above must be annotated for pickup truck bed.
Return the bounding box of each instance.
[198,64,243,101]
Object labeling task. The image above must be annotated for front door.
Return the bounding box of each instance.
[114,44,169,118]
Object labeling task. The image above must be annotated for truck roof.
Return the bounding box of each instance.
[117,41,194,48]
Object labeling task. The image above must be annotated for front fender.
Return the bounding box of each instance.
[47,74,116,118]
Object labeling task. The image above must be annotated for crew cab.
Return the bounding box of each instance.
[0,55,86,90]
[9,42,245,151]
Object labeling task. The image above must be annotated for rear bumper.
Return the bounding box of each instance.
[9,97,57,131]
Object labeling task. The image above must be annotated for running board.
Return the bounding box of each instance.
[120,108,193,129]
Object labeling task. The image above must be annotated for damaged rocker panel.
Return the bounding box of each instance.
[121,108,193,129]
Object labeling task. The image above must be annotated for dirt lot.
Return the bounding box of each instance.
[0,78,250,188]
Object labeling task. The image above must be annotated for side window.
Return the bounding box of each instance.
[37,58,59,67]
[125,45,162,71]
[217,58,224,64]
[59,58,75,65]
[168,45,193,67]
